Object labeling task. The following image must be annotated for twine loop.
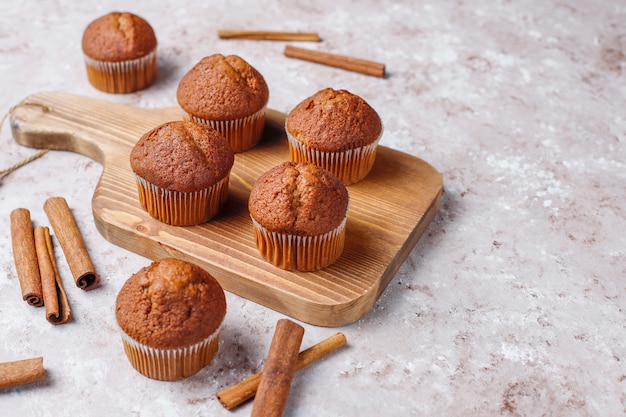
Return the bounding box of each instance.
[0,101,52,181]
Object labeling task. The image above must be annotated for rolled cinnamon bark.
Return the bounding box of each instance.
[44,197,99,290]
[10,208,43,306]
[284,45,386,78]
[34,226,71,325]
[251,319,305,417]
[0,357,45,390]
[218,30,321,41]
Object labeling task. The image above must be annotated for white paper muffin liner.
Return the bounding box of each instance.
[134,174,229,226]
[286,129,382,185]
[84,49,157,93]
[250,214,347,272]
[119,324,221,381]
[181,105,266,153]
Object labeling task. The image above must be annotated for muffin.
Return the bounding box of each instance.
[285,88,383,184]
[130,120,234,226]
[176,54,269,152]
[82,11,157,93]
[248,161,349,272]
[115,258,226,381]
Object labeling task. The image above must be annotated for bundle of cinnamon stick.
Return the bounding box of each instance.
[9,196,99,325]
[218,29,386,78]
[217,319,347,416]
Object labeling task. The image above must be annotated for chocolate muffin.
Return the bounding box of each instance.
[116,258,226,380]
[177,54,269,152]
[130,120,234,226]
[286,88,383,184]
[82,11,157,93]
[248,161,349,271]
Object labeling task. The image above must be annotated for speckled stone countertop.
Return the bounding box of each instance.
[1,1,624,416]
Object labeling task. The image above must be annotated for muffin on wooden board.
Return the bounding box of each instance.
[115,258,226,381]
[248,161,349,272]
[130,120,234,226]
[82,11,157,93]
[177,54,269,152]
[286,88,383,184]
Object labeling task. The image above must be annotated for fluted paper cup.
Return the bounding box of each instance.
[119,326,221,381]
[250,214,347,272]
[134,174,229,226]
[182,105,266,153]
[286,130,381,185]
[84,49,157,94]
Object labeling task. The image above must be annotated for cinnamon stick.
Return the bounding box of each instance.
[34,226,72,325]
[284,45,386,78]
[219,30,320,42]
[250,319,305,417]
[10,208,43,306]
[44,197,99,290]
[0,357,45,390]
[217,332,347,410]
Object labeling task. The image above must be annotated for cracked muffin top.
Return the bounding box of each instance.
[176,54,269,120]
[286,88,382,152]
[115,258,226,349]
[248,161,349,236]
[82,11,157,61]
[130,120,234,192]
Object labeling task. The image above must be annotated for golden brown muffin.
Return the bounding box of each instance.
[286,88,383,184]
[176,54,269,152]
[116,258,226,380]
[248,161,349,271]
[130,120,234,225]
[82,11,157,93]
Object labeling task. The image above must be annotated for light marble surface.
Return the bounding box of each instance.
[1,0,625,415]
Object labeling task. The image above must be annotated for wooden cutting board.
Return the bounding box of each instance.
[10,91,443,327]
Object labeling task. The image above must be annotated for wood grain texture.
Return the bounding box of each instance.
[10,91,443,326]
